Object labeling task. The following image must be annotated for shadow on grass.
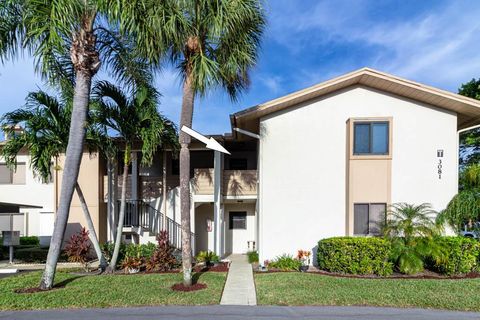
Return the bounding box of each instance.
[14,275,85,294]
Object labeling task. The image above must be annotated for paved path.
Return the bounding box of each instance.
[1,306,479,320]
[220,254,256,305]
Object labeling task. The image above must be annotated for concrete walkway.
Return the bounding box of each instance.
[220,254,256,306]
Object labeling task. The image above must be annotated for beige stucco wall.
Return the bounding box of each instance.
[56,152,107,244]
[258,85,458,262]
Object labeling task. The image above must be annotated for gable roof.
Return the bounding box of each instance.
[231,67,480,136]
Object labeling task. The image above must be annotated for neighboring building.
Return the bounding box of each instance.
[3,68,480,263]
[0,144,55,246]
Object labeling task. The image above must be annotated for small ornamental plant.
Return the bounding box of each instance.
[64,227,92,272]
[146,231,177,272]
[297,250,312,266]
[121,256,144,274]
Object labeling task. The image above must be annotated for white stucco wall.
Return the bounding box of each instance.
[0,154,55,246]
[258,86,458,262]
[224,203,256,254]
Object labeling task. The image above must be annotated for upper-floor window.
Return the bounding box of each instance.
[0,163,26,184]
[354,121,389,155]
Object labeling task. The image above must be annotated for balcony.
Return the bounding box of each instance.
[192,168,257,197]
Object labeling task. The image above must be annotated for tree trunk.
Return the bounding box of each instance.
[38,12,99,290]
[75,182,107,270]
[107,150,130,272]
[39,71,93,290]
[179,72,195,286]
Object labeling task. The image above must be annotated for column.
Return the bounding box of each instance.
[213,150,223,256]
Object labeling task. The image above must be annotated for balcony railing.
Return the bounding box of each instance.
[120,199,193,250]
[192,168,257,196]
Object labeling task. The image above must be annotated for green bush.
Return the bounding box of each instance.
[15,247,49,263]
[19,236,40,246]
[0,236,40,246]
[317,237,393,276]
[195,251,220,265]
[427,237,480,275]
[101,242,156,266]
[269,254,302,271]
[247,251,259,264]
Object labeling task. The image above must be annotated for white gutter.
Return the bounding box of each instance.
[458,124,480,134]
[233,127,260,140]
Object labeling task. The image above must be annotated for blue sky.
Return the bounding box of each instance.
[1,0,480,136]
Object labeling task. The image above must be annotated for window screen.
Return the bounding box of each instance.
[12,163,26,184]
[369,203,386,235]
[0,164,12,184]
[354,204,369,235]
[354,203,386,235]
[353,122,389,155]
[229,212,247,229]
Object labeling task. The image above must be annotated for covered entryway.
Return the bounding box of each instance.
[224,201,256,255]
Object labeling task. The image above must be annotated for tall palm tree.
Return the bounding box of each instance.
[92,81,178,271]
[116,0,266,285]
[0,0,152,290]
[0,90,113,271]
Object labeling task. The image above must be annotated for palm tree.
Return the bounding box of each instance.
[116,0,266,285]
[0,0,152,290]
[382,203,443,274]
[0,90,111,271]
[92,81,178,271]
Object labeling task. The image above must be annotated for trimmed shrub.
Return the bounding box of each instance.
[0,236,40,246]
[317,237,393,276]
[247,251,259,264]
[15,247,49,262]
[427,237,480,275]
[269,254,302,271]
[19,236,40,246]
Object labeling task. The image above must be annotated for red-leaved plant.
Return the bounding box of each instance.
[146,230,177,272]
[64,227,92,271]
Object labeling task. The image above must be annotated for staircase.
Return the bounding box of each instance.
[119,199,194,250]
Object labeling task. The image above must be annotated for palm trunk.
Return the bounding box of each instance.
[75,182,107,270]
[180,72,195,286]
[39,71,92,290]
[107,150,130,271]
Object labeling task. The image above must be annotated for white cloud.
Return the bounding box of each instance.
[268,0,480,91]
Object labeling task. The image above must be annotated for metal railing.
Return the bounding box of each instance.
[119,199,194,251]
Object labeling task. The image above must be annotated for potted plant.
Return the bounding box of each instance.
[297,250,311,272]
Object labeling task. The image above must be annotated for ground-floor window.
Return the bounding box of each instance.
[229,212,247,229]
[353,203,386,235]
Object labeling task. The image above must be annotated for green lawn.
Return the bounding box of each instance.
[255,273,480,311]
[0,270,226,310]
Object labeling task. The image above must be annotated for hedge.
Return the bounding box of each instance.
[317,237,393,276]
[0,236,40,246]
[15,247,49,263]
[427,237,480,275]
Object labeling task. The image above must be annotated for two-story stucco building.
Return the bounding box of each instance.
[3,68,480,263]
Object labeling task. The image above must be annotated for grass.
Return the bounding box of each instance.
[255,272,480,311]
[0,270,227,310]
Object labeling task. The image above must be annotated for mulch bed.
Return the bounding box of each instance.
[171,282,207,292]
[193,262,229,273]
[256,268,480,280]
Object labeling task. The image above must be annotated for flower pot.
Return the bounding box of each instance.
[128,268,140,274]
[299,265,309,272]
